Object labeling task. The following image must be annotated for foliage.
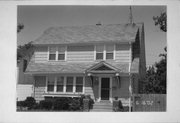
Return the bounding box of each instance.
[139,47,166,94]
[39,100,53,110]
[113,100,124,112]
[153,12,167,32]
[17,23,24,33]
[17,97,37,110]
[17,41,34,63]
[69,98,81,111]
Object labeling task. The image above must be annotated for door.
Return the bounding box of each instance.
[101,78,110,100]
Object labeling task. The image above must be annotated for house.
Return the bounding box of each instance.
[17,58,34,101]
[25,23,146,106]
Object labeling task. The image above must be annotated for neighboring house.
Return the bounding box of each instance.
[25,23,146,106]
[17,58,34,101]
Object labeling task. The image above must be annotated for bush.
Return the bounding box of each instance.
[69,98,81,111]
[17,97,37,110]
[53,97,71,111]
[39,100,53,110]
[25,97,36,109]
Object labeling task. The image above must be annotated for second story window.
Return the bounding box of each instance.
[96,45,104,60]
[48,46,66,61]
[106,45,114,60]
[49,47,56,60]
[95,44,114,60]
[58,47,65,60]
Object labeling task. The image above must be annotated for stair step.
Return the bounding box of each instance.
[90,109,113,112]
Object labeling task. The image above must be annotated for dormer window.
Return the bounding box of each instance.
[106,45,114,59]
[49,47,56,60]
[95,44,114,60]
[58,47,65,60]
[48,46,66,61]
[96,45,104,60]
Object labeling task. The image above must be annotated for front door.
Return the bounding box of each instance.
[101,78,110,100]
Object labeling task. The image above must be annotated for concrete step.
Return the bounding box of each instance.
[92,102,113,112]
[90,109,113,112]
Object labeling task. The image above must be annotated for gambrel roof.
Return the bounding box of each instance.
[33,24,139,45]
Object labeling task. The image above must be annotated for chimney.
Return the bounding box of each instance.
[96,21,102,26]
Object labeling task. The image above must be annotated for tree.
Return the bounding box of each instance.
[153,12,167,32]
[17,23,24,33]
[17,41,34,62]
[139,12,167,94]
[139,47,166,94]
[17,23,34,63]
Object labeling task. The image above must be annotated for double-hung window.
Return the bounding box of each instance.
[47,76,55,92]
[49,47,56,60]
[66,77,73,92]
[58,47,65,60]
[75,77,83,92]
[96,45,104,60]
[106,45,114,59]
[48,46,66,61]
[56,76,64,92]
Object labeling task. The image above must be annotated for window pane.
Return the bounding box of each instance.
[96,53,103,60]
[58,54,65,60]
[57,77,64,85]
[76,77,83,85]
[49,54,56,60]
[48,76,55,84]
[57,85,63,92]
[66,85,73,92]
[47,85,54,92]
[96,45,104,52]
[76,85,83,92]
[67,77,73,85]
[106,45,114,52]
[106,53,113,59]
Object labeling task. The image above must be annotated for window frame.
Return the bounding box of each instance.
[106,44,114,60]
[48,46,66,61]
[45,76,84,94]
[75,77,84,93]
[95,44,115,60]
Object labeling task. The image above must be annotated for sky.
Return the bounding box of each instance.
[17,6,166,66]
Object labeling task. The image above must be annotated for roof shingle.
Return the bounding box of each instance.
[33,24,139,45]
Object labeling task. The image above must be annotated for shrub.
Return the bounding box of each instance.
[24,97,36,109]
[69,98,81,111]
[53,97,72,111]
[39,100,53,110]
[17,97,37,110]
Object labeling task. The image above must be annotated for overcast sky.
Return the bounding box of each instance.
[17,6,166,66]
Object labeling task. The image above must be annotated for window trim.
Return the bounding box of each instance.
[45,76,85,94]
[95,44,115,60]
[48,46,66,61]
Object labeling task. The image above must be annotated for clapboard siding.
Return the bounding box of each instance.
[112,77,130,98]
[34,46,48,63]
[84,77,94,99]
[34,76,46,102]
[17,84,33,101]
[115,44,130,62]
[67,45,94,62]
[34,44,131,62]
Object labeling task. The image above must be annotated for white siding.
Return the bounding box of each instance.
[67,45,94,62]
[115,44,130,62]
[34,46,48,63]
[17,84,33,101]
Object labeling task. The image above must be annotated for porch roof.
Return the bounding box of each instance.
[25,61,131,74]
